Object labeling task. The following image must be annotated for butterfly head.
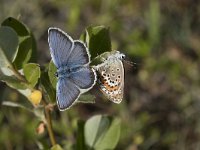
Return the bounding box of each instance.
[110,51,125,60]
[119,53,125,60]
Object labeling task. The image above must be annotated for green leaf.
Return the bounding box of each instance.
[0,26,19,67]
[1,17,29,36]
[0,67,32,99]
[2,17,37,69]
[94,117,121,150]
[23,63,40,88]
[51,144,63,150]
[78,94,95,103]
[84,25,111,60]
[0,66,14,76]
[2,101,33,111]
[84,115,121,150]
[13,36,32,69]
[84,115,110,148]
[17,88,32,99]
[0,47,11,68]
[0,67,35,105]
[0,73,27,89]
[29,32,37,63]
[48,60,57,89]
[76,120,86,150]
[40,71,56,102]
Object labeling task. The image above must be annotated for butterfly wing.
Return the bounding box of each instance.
[67,40,90,67]
[48,27,74,68]
[67,40,96,90]
[57,78,80,111]
[49,27,96,110]
[69,67,96,91]
[96,59,124,103]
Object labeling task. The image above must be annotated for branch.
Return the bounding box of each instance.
[44,102,57,146]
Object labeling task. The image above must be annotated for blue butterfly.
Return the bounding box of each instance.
[48,27,96,111]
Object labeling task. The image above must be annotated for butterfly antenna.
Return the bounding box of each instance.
[124,60,134,66]
[123,60,138,69]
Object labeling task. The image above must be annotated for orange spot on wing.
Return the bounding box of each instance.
[100,77,119,92]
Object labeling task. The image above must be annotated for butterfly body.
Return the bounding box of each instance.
[57,65,83,78]
[48,27,96,111]
[95,51,125,103]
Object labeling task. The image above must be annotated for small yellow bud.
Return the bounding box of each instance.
[29,90,42,106]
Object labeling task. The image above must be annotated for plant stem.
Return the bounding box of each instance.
[45,104,57,146]
[8,64,34,90]
[8,64,27,82]
[8,63,57,146]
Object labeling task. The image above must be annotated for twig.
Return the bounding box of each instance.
[8,64,27,82]
[8,62,57,146]
[45,105,56,145]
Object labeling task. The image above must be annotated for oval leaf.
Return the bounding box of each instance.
[13,36,32,69]
[0,47,11,68]
[0,74,27,89]
[78,94,95,103]
[23,63,40,88]
[2,101,33,111]
[48,60,57,89]
[29,32,37,63]
[1,17,29,36]
[94,117,121,149]
[2,17,37,69]
[40,71,56,103]
[84,115,121,149]
[0,26,19,67]
[0,67,32,99]
[83,25,111,60]
[85,115,105,147]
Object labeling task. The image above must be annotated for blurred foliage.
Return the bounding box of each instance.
[0,0,200,150]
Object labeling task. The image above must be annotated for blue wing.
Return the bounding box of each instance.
[67,41,90,67]
[69,67,96,90]
[56,78,80,111]
[48,27,74,68]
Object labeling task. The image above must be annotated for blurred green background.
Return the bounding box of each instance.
[1,0,200,149]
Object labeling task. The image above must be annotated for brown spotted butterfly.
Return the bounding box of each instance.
[94,51,125,103]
